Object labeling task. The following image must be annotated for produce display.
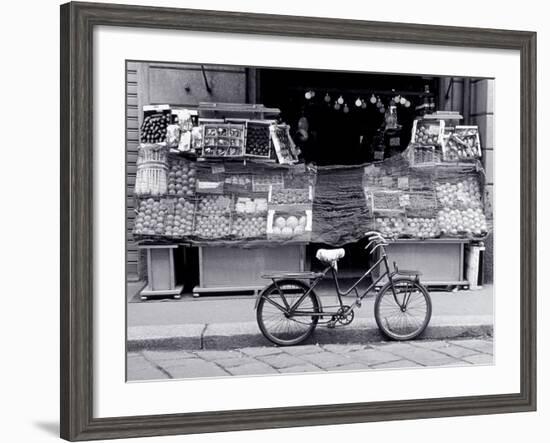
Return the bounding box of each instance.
[133,198,169,236]
[406,217,438,238]
[375,216,406,238]
[134,145,168,196]
[269,213,309,239]
[140,113,170,143]
[194,214,232,238]
[270,188,311,205]
[167,158,196,197]
[197,195,233,215]
[437,207,488,236]
[231,215,267,239]
[202,124,245,157]
[164,198,195,238]
[235,197,267,214]
[443,126,482,161]
[435,177,482,209]
[411,119,443,146]
[245,121,271,157]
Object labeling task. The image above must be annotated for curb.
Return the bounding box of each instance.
[127,315,493,351]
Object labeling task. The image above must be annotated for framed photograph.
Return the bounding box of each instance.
[60,1,536,441]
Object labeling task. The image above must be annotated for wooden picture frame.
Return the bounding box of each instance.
[60,1,536,440]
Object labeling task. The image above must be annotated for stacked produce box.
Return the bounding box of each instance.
[363,117,489,240]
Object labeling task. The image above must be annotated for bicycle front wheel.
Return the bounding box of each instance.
[374,277,432,340]
[256,279,320,346]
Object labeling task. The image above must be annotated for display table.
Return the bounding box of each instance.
[193,244,306,297]
[375,238,471,289]
[138,244,183,300]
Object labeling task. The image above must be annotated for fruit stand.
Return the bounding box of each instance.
[130,103,491,299]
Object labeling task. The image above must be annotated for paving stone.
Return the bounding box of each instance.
[256,353,307,369]
[327,362,369,371]
[282,344,325,355]
[322,344,366,354]
[461,353,494,365]
[370,359,423,369]
[384,346,458,366]
[164,359,230,378]
[298,351,351,369]
[240,346,283,357]
[278,364,324,374]
[126,353,154,370]
[215,356,259,368]
[431,343,481,359]
[225,362,279,376]
[127,364,169,381]
[142,350,196,362]
[450,339,494,355]
[192,350,243,361]
[347,348,402,366]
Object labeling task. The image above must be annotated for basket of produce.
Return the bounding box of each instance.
[235,197,268,215]
[245,120,272,158]
[132,198,170,241]
[408,144,442,166]
[411,119,444,147]
[193,195,233,239]
[166,157,196,197]
[163,197,196,239]
[442,126,482,161]
[231,214,268,239]
[134,144,169,197]
[201,123,245,158]
[374,215,407,239]
[140,108,171,144]
[270,124,298,164]
[267,209,312,242]
[435,176,483,210]
[405,217,439,239]
[437,207,488,238]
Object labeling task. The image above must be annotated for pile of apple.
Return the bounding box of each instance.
[406,217,438,238]
[271,214,307,237]
[133,198,169,236]
[164,198,195,237]
[194,214,231,238]
[435,178,482,209]
[197,195,233,215]
[375,217,406,238]
[167,159,196,197]
[235,197,267,214]
[231,216,267,238]
[437,207,488,236]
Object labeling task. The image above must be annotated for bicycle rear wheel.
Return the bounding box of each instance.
[374,277,432,340]
[256,279,320,346]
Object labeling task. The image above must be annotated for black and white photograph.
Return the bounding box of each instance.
[126,62,494,381]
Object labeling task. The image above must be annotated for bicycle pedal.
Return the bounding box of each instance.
[327,319,337,329]
[355,299,362,308]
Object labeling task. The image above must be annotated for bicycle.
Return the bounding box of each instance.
[255,231,432,346]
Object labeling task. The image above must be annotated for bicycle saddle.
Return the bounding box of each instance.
[315,248,345,263]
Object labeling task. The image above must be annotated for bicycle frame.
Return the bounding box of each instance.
[269,247,399,319]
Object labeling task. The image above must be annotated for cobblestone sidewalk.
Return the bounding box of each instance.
[127,337,493,381]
